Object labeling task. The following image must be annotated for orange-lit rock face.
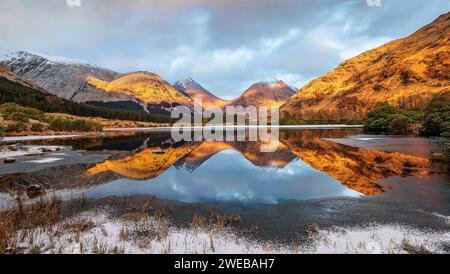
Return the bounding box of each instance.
[231,80,296,108]
[282,12,450,121]
[181,88,229,109]
[86,71,192,106]
[280,131,431,195]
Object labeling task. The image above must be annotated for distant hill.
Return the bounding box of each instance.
[231,80,296,108]
[173,77,229,108]
[281,12,450,122]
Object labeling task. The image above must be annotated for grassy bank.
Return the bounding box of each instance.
[0,103,168,137]
[0,103,103,136]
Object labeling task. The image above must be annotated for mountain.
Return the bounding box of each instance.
[0,71,173,123]
[173,77,229,108]
[0,52,191,115]
[0,51,119,99]
[0,64,45,92]
[281,12,450,121]
[85,71,192,115]
[231,80,296,108]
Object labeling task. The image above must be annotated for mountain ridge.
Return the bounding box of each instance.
[281,11,450,121]
[231,80,296,108]
[173,77,230,108]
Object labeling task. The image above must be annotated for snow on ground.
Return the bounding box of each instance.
[308,224,450,254]
[0,145,65,158]
[1,135,79,142]
[10,209,450,254]
[25,157,63,164]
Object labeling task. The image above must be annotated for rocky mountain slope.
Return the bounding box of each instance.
[281,12,450,121]
[85,72,192,115]
[2,52,299,116]
[231,80,296,108]
[0,64,46,92]
[173,77,229,108]
[0,52,191,115]
[0,51,119,99]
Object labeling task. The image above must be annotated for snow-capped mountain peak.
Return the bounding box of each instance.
[0,51,92,66]
[173,77,198,90]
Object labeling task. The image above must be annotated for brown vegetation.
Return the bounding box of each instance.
[281,12,450,121]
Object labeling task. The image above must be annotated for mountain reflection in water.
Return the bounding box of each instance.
[73,129,434,204]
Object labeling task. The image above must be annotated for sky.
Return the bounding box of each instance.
[0,0,448,99]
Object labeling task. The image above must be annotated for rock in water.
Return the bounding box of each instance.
[3,157,16,163]
[27,184,45,199]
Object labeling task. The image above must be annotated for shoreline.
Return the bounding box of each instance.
[1,134,81,142]
[0,125,364,143]
[104,124,364,132]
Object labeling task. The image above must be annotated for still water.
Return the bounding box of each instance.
[1,129,449,240]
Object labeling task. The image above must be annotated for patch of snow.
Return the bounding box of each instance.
[307,224,450,254]
[428,212,450,225]
[0,145,65,158]
[1,135,79,142]
[0,51,90,66]
[26,157,63,164]
[9,209,450,254]
[174,77,197,90]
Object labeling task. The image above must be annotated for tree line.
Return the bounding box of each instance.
[0,77,174,124]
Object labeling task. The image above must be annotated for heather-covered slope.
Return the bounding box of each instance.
[85,72,192,115]
[281,12,450,122]
[232,80,296,108]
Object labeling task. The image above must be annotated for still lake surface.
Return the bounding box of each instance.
[1,128,449,241]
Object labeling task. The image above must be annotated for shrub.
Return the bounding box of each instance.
[387,115,414,135]
[0,103,46,122]
[364,103,422,135]
[30,123,44,132]
[6,122,28,133]
[421,92,450,137]
[49,118,103,132]
[0,125,4,137]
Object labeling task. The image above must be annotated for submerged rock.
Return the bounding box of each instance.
[27,184,45,199]
[3,157,16,163]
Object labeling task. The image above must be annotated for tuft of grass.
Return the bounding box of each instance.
[191,213,207,229]
[0,196,62,253]
[208,208,240,232]
[305,223,320,237]
[402,240,432,254]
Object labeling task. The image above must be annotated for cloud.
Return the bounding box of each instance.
[0,0,448,98]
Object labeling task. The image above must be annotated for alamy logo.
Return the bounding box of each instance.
[367,0,382,7]
[66,0,81,7]
[170,99,280,152]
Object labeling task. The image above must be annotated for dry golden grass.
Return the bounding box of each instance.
[0,196,62,253]
[282,12,450,121]
[46,112,168,129]
[86,72,192,105]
